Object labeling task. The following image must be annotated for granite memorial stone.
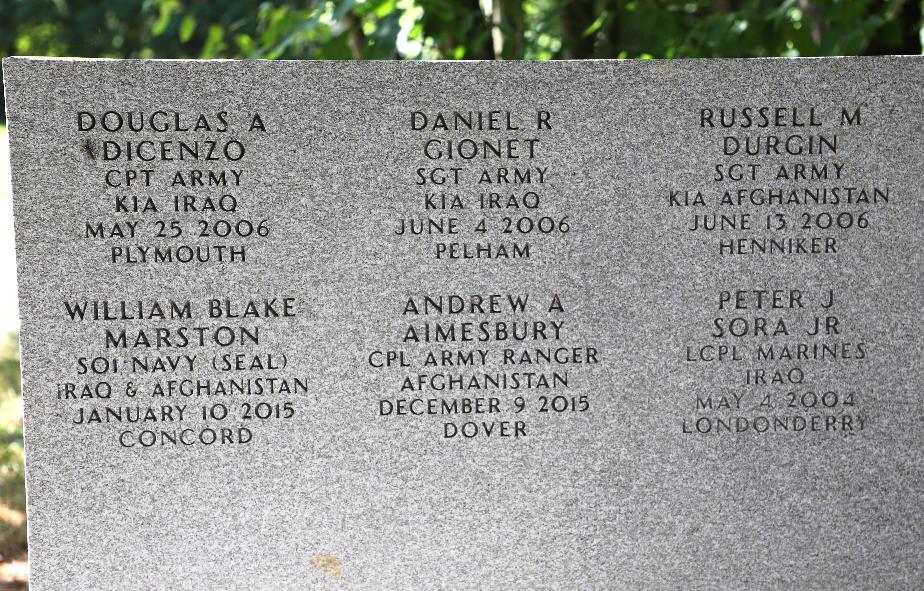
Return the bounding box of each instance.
[2,56,923,589]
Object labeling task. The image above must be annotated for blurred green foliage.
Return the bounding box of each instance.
[1,1,922,95]
[0,333,24,559]
[0,334,19,400]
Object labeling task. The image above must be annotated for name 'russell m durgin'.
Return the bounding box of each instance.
[699,106,863,156]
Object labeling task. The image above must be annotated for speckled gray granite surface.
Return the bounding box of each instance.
[3,57,923,590]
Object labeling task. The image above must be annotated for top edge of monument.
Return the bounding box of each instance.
[4,54,924,67]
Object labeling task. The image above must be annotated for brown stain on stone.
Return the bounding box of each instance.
[311,554,343,578]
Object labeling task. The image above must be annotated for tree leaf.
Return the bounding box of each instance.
[179,15,197,43]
